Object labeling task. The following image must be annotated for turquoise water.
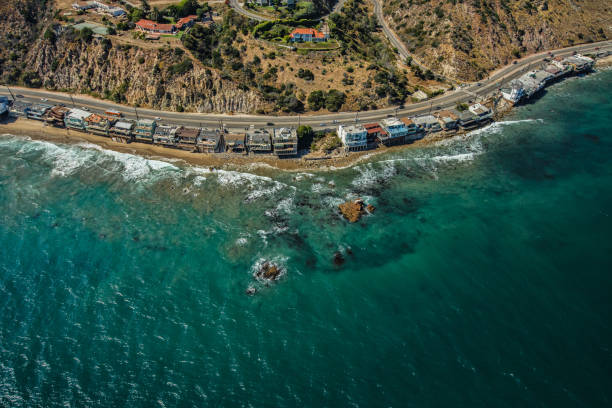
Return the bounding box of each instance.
[1,70,612,407]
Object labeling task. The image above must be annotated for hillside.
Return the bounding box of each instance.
[383,0,611,81]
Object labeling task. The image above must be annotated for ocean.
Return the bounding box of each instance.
[1,69,611,407]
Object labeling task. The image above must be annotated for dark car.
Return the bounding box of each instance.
[266,122,274,126]
[16,94,24,98]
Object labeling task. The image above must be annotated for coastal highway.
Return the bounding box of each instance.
[2,41,611,131]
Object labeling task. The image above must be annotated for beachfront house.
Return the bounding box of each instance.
[85,113,114,136]
[9,101,32,118]
[175,126,200,151]
[413,115,442,133]
[399,117,421,142]
[133,119,157,142]
[457,110,479,130]
[197,128,223,153]
[27,104,52,121]
[338,124,367,151]
[272,128,298,157]
[380,118,409,146]
[246,129,272,154]
[153,125,179,146]
[110,120,133,143]
[44,106,70,127]
[501,79,526,104]
[468,103,493,123]
[64,108,92,130]
[436,110,459,130]
[363,123,386,148]
[224,132,246,154]
[561,54,594,72]
[289,28,328,42]
[135,19,176,34]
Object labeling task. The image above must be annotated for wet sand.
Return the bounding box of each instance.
[0,118,451,172]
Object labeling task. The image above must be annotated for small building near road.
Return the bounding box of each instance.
[246,129,272,154]
[399,117,421,141]
[64,108,92,130]
[272,128,298,157]
[338,124,367,151]
[289,28,328,42]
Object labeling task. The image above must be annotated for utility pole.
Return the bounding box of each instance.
[4,84,16,101]
[70,93,76,108]
[134,106,140,121]
[298,114,300,127]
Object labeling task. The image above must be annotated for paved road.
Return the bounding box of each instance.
[229,0,272,22]
[2,41,610,131]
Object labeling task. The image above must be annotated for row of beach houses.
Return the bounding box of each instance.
[501,54,594,104]
[338,103,493,151]
[7,103,299,157]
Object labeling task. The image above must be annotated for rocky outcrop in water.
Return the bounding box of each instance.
[338,198,375,222]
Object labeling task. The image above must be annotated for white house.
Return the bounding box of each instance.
[338,124,367,151]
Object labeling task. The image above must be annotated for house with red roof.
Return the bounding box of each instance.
[135,19,176,34]
[176,15,198,30]
[289,28,328,42]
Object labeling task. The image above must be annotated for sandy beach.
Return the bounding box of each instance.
[0,118,453,172]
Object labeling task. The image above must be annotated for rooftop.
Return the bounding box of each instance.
[381,118,405,128]
[113,121,133,130]
[136,19,175,32]
[339,124,366,134]
[66,108,92,120]
[413,115,438,125]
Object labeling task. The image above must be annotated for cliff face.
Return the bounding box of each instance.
[384,0,611,81]
[24,33,265,113]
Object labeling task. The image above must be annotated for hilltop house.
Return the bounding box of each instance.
[135,19,176,34]
[72,1,126,16]
[272,128,298,157]
[176,15,198,30]
[338,124,367,151]
[289,28,328,42]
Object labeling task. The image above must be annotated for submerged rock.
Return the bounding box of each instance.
[254,261,283,281]
[333,251,345,267]
[245,287,257,295]
[338,198,374,222]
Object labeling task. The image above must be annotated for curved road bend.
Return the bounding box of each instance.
[2,41,610,130]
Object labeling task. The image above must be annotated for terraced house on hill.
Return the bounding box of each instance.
[289,28,328,42]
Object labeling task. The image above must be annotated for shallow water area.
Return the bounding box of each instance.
[1,69,612,407]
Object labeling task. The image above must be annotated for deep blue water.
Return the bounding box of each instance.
[1,69,611,407]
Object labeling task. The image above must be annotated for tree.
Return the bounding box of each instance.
[44,28,56,42]
[297,125,314,150]
[307,90,325,110]
[79,27,93,42]
[325,89,346,112]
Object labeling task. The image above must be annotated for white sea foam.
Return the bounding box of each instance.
[351,160,399,190]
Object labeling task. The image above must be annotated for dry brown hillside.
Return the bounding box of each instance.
[383,0,611,81]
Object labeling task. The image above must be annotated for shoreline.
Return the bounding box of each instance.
[2,60,609,172]
[1,118,449,172]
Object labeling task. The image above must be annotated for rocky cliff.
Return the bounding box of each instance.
[383,0,611,81]
[25,32,265,113]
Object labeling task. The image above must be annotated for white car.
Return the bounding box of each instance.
[40,98,48,102]
[81,106,89,111]
[155,117,161,121]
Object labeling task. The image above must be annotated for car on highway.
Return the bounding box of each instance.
[155,117,162,121]
[266,122,274,126]
[319,123,327,126]
[332,120,339,124]
[16,94,24,98]
[40,98,48,102]
[81,106,89,111]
